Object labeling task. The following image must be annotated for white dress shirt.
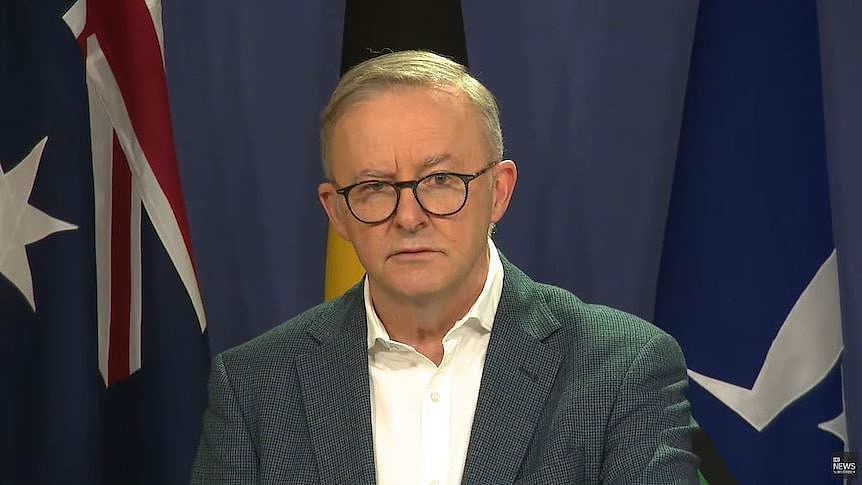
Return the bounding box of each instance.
[364,239,504,485]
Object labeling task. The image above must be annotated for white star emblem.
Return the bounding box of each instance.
[0,137,78,311]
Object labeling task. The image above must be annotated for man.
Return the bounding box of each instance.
[192,50,699,484]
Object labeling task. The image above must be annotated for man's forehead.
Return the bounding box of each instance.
[329,88,483,180]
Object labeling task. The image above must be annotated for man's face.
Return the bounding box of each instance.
[319,86,516,303]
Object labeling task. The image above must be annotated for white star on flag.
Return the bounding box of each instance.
[0,137,78,312]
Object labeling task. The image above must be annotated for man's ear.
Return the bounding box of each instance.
[490,160,517,224]
[318,182,350,241]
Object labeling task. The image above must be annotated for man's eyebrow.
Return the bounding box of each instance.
[422,153,453,168]
[356,168,392,179]
[353,154,456,180]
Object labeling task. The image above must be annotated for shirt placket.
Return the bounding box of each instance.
[419,346,456,485]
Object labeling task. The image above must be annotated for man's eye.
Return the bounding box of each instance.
[357,181,387,193]
[431,174,454,185]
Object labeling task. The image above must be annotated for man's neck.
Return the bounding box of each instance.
[369,255,489,365]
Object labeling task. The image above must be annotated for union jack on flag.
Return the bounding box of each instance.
[64,0,206,386]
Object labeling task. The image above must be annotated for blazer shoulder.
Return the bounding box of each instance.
[531,282,691,423]
[534,282,677,359]
[499,255,673,355]
[219,286,363,370]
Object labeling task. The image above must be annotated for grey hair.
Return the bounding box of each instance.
[320,50,504,179]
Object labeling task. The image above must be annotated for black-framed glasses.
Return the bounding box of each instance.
[335,161,499,224]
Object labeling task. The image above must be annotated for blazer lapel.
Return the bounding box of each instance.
[460,260,563,484]
[296,292,377,484]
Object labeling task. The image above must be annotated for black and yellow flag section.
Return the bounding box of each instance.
[322,0,468,301]
[323,226,365,301]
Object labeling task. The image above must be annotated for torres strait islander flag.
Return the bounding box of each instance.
[0,0,209,483]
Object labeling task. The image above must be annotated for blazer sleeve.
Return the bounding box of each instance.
[601,332,700,484]
[190,353,259,484]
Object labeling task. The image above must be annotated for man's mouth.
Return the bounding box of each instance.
[389,247,438,259]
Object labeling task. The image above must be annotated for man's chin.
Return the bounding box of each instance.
[372,275,447,302]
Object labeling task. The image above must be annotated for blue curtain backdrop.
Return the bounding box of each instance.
[164,0,345,355]
[461,0,698,324]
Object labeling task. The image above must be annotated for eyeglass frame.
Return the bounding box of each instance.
[333,161,500,224]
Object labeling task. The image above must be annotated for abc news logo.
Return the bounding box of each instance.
[832,452,857,478]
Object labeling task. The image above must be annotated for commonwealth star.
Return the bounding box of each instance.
[0,137,78,312]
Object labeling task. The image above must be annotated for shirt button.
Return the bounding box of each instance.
[430,391,440,402]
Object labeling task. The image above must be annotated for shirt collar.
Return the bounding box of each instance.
[365,238,505,350]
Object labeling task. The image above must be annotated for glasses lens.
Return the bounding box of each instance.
[416,173,468,215]
[347,181,398,222]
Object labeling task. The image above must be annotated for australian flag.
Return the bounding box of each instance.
[0,1,209,483]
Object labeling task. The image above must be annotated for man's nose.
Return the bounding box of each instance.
[392,186,428,230]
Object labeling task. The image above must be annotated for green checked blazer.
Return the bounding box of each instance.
[191,256,699,484]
